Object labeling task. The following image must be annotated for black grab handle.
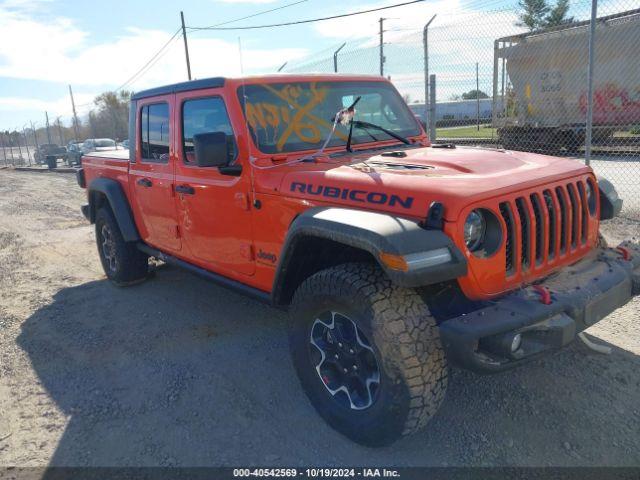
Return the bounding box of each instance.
[175,184,195,195]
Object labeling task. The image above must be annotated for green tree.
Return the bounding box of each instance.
[545,0,574,27]
[517,0,573,30]
[92,90,132,140]
[461,90,489,100]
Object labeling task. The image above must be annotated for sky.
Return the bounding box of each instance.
[0,0,607,131]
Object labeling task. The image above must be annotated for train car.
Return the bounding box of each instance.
[494,8,640,153]
[410,98,503,128]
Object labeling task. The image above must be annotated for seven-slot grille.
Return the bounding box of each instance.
[498,180,593,277]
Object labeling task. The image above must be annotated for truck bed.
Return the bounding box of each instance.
[83,149,130,160]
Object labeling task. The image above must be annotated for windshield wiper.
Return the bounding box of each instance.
[353,123,379,144]
[351,120,411,146]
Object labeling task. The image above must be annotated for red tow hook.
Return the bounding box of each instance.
[616,246,632,261]
[532,285,552,305]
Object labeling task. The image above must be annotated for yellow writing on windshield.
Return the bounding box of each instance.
[245,82,348,152]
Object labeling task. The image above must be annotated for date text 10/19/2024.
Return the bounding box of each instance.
[233,468,401,478]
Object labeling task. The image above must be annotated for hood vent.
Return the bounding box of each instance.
[351,160,434,172]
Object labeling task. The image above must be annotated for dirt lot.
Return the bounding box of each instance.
[0,168,638,467]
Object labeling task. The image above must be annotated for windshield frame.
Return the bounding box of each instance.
[236,80,423,155]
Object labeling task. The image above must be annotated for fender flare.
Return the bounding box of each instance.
[87,178,140,242]
[272,207,467,305]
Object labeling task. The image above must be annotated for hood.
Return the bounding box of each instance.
[274,146,592,221]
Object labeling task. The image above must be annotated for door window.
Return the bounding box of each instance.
[181,97,235,165]
[140,103,170,162]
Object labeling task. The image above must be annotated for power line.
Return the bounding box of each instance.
[191,0,308,30]
[188,0,427,31]
[123,35,183,91]
[115,27,183,92]
[113,1,309,90]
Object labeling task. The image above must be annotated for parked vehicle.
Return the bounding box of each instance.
[495,9,640,152]
[119,139,129,149]
[81,138,117,154]
[33,143,67,165]
[66,142,83,166]
[77,75,639,446]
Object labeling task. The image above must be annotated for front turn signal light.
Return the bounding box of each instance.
[379,252,409,272]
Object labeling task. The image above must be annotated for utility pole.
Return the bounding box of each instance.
[30,121,39,151]
[333,42,346,73]
[180,11,192,81]
[379,18,385,77]
[56,117,64,145]
[69,85,80,142]
[476,62,480,131]
[45,111,52,144]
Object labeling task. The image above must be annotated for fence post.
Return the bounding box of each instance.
[476,62,481,131]
[423,15,437,137]
[0,133,6,166]
[379,18,385,77]
[16,130,23,163]
[492,39,500,136]
[584,0,598,166]
[429,74,436,142]
[333,43,346,73]
[22,128,32,166]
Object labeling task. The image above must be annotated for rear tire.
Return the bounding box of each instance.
[95,207,148,286]
[288,263,447,446]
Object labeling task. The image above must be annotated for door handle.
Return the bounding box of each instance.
[175,184,195,195]
[137,178,152,187]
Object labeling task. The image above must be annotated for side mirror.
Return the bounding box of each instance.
[193,132,229,167]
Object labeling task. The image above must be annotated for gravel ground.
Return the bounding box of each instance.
[0,168,638,467]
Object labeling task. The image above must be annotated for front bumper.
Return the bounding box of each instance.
[439,243,640,373]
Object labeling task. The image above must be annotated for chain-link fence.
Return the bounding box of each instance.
[282,0,640,216]
[0,143,35,167]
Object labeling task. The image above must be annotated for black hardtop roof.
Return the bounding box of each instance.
[131,77,225,101]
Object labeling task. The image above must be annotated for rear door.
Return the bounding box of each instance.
[129,96,181,253]
[173,90,255,276]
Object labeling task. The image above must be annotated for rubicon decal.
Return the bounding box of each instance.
[290,182,414,209]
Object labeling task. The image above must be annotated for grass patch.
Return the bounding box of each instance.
[436,124,497,139]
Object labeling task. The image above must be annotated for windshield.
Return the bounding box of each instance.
[238,81,420,154]
[95,139,116,148]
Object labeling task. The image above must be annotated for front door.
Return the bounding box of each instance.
[129,96,181,253]
[173,91,255,276]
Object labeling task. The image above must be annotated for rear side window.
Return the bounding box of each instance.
[140,103,170,162]
[182,97,235,165]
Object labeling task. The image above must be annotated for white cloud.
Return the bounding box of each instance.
[0,1,307,90]
[0,92,96,126]
[311,0,464,42]
[289,1,525,102]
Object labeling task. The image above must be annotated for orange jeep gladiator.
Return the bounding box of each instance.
[77,74,639,446]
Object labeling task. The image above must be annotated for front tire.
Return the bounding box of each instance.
[95,207,149,286]
[288,263,447,446]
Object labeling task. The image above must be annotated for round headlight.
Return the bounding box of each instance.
[464,210,486,252]
[586,180,597,216]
